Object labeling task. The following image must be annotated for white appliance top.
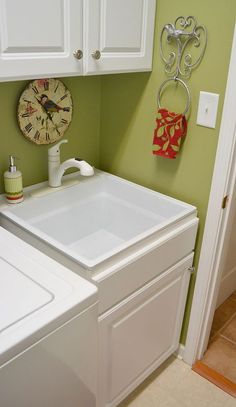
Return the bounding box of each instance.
[0,258,53,332]
[0,227,98,366]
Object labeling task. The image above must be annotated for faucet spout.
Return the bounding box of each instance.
[58,158,94,179]
[50,158,94,187]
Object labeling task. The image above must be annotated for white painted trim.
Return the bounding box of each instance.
[183,24,236,365]
[174,344,185,360]
[216,266,236,308]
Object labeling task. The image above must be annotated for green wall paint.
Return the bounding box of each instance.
[100,1,236,342]
[0,0,235,344]
[0,76,101,191]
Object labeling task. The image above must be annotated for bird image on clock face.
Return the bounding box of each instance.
[40,94,70,114]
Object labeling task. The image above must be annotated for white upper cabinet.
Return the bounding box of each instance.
[0,0,83,81]
[0,0,156,81]
[85,0,156,74]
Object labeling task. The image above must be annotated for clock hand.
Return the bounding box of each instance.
[44,111,61,136]
[35,96,48,114]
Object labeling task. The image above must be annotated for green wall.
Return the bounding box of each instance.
[99,0,236,341]
[0,0,235,343]
[0,76,101,191]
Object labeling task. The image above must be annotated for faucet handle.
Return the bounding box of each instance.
[48,139,68,157]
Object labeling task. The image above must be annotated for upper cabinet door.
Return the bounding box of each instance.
[85,0,156,75]
[0,0,83,81]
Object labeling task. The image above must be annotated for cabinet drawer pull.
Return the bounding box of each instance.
[73,49,83,60]
[92,50,101,60]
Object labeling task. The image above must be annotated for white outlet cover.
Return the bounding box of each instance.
[197,91,219,129]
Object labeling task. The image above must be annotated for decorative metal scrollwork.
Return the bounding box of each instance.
[160,16,207,79]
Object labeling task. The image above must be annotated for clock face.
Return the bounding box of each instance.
[17,78,73,145]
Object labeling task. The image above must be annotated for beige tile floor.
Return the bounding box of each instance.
[118,356,236,407]
[203,291,236,383]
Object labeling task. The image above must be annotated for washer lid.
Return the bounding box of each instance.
[0,227,97,366]
[0,257,53,333]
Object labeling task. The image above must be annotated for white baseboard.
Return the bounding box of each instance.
[174,344,185,360]
[216,266,236,307]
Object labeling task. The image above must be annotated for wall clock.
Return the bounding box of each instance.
[17,78,73,145]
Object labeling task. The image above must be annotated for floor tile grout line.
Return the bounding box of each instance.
[219,333,236,347]
[219,311,236,333]
[213,310,236,338]
[209,294,236,343]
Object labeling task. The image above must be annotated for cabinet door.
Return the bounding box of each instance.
[85,0,156,75]
[0,0,83,81]
[98,254,193,407]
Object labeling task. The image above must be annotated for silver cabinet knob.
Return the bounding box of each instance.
[73,49,83,60]
[92,50,101,60]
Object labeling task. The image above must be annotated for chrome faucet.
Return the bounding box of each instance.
[48,139,94,187]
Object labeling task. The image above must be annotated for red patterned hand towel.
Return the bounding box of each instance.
[153,108,187,159]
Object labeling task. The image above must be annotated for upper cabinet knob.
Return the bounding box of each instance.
[73,49,83,60]
[92,50,101,60]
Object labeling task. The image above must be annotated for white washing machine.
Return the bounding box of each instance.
[0,227,98,407]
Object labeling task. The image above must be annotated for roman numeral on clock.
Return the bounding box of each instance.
[23,99,32,104]
[32,86,39,94]
[25,123,33,133]
[34,130,40,140]
[57,94,68,103]
[61,118,68,124]
[21,112,30,118]
[45,132,50,142]
[44,81,49,91]
[54,83,59,93]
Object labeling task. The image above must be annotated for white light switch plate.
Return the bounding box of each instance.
[197,91,219,128]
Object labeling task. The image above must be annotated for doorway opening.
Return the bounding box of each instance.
[183,24,236,398]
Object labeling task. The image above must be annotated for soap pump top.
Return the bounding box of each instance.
[8,155,17,172]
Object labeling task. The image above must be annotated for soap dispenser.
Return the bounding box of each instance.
[4,156,23,203]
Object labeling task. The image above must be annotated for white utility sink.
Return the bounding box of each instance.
[0,170,196,270]
[0,170,197,270]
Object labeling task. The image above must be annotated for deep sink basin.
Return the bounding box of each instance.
[0,170,196,269]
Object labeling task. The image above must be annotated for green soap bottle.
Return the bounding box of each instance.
[4,155,23,204]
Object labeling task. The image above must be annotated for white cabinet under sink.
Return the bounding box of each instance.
[0,0,156,81]
[98,255,193,407]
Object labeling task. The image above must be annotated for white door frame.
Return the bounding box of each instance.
[183,24,236,365]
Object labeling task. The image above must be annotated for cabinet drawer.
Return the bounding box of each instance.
[98,254,193,407]
[95,219,198,314]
